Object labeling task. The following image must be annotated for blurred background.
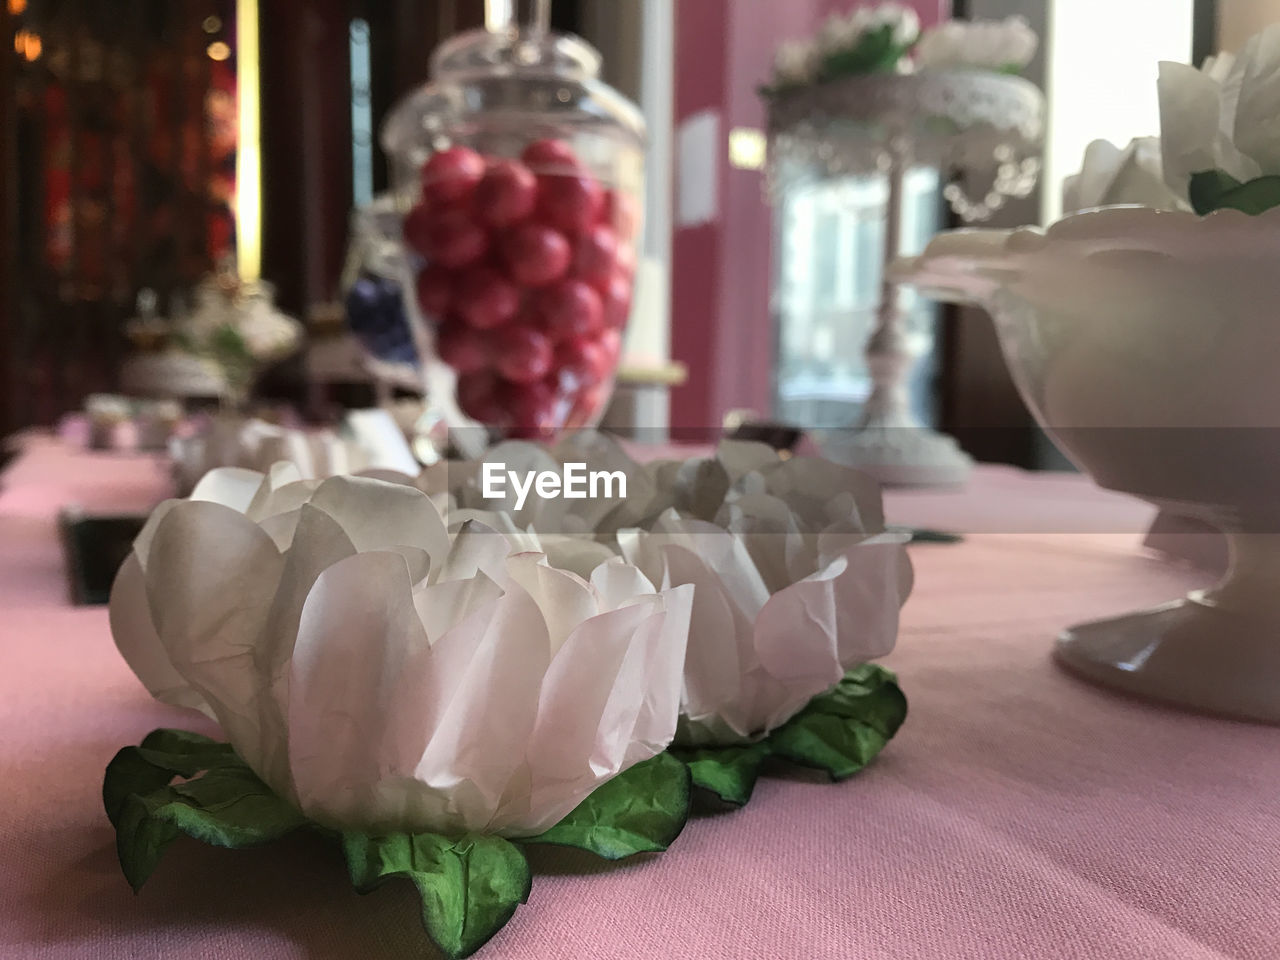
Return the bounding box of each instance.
[0,0,1268,466]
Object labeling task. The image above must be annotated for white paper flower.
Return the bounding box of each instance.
[1158,25,1280,196]
[914,16,1038,72]
[421,435,912,747]
[172,411,421,495]
[1062,137,1189,213]
[109,464,693,837]
[618,444,913,745]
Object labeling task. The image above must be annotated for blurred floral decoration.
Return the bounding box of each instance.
[171,261,304,406]
[763,5,1037,95]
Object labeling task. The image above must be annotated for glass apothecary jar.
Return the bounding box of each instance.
[381,2,645,442]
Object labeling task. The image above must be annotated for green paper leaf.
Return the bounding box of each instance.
[670,666,908,802]
[103,729,308,892]
[770,664,908,781]
[525,752,691,859]
[1189,170,1280,216]
[343,832,531,959]
[668,740,771,806]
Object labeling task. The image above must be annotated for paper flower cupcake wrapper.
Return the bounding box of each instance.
[104,729,690,958]
[670,664,906,807]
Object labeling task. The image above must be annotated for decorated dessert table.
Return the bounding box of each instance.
[5,435,1278,960]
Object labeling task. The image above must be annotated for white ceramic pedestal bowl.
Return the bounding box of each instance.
[894,205,1280,723]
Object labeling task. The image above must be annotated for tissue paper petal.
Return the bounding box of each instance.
[620,584,694,766]
[517,602,657,827]
[503,553,599,657]
[1232,27,1280,173]
[109,555,210,716]
[1159,60,1230,192]
[289,551,436,830]
[309,476,451,569]
[415,576,551,832]
[144,500,286,791]
[191,467,267,513]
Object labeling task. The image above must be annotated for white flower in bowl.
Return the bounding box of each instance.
[109,463,693,837]
[1158,25,1280,196]
[1062,137,1189,213]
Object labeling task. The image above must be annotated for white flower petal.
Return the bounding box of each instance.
[108,554,211,716]
[288,551,435,831]
[143,499,288,793]
[190,466,265,514]
[414,579,551,832]
[504,553,598,657]
[514,600,664,832]
[309,475,451,570]
[1232,26,1280,174]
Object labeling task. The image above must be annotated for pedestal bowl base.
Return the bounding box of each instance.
[1055,595,1280,725]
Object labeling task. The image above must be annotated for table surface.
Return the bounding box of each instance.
[5,435,1277,960]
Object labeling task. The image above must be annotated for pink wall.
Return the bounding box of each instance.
[670,0,951,433]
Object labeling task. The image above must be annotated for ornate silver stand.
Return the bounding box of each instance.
[767,70,1044,486]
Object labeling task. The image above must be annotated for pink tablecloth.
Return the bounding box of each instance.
[5,437,1277,960]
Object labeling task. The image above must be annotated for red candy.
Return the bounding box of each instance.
[493,326,554,384]
[423,207,489,269]
[474,159,538,228]
[421,146,486,205]
[456,371,506,424]
[601,188,641,237]
[573,223,620,289]
[569,382,608,427]
[500,223,572,287]
[555,336,609,386]
[402,204,435,259]
[600,270,633,329]
[598,328,623,364]
[435,320,489,374]
[455,266,520,330]
[535,279,604,341]
[521,138,581,171]
[537,173,604,235]
[503,379,560,439]
[415,263,454,317]
[411,138,639,438]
